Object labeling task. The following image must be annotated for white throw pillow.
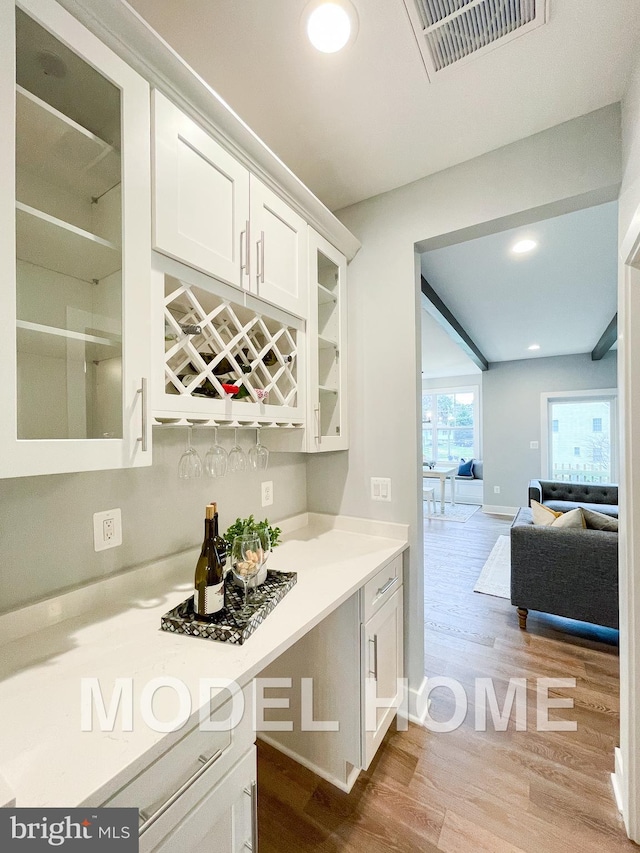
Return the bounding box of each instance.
[531,500,562,526]
[550,507,585,529]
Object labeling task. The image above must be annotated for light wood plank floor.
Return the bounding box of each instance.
[258,508,633,852]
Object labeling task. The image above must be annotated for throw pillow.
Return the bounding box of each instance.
[582,508,619,532]
[531,500,562,526]
[550,507,586,529]
[457,458,474,478]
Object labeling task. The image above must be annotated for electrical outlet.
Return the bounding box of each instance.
[93,508,122,552]
[494,486,501,494]
[262,481,273,507]
[530,441,539,450]
[371,477,392,502]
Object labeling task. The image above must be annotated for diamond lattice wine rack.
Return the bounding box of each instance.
[153,271,305,426]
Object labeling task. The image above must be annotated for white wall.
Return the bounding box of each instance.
[306,103,622,710]
[482,352,617,509]
[0,429,306,613]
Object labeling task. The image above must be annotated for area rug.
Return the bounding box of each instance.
[424,501,480,523]
[473,535,511,599]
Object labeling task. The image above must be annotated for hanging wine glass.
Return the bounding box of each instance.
[248,427,269,471]
[178,425,202,479]
[204,426,228,478]
[231,534,263,618]
[228,428,247,474]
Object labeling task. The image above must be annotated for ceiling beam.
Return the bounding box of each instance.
[591,314,617,361]
[421,276,489,371]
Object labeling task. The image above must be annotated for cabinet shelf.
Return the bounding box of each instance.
[16,85,120,200]
[318,335,338,350]
[317,283,337,305]
[17,320,121,362]
[319,385,338,394]
[16,202,121,283]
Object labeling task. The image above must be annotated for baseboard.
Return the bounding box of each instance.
[257,733,359,793]
[402,676,431,726]
[612,747,624,814]
[482,505,518,517]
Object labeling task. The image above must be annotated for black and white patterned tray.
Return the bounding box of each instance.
[160,570,297,645]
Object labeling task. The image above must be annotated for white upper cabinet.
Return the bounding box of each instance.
[152,92,308,319]
[307,229,348,451]
[152,90,250,291]
[249,176,308,318]
[0,0,151,478]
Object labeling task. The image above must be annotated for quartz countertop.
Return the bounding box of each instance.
[0,513,407,808]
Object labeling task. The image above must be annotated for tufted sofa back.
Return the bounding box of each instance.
[533,480,618,505]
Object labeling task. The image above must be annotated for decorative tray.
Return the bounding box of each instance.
[160,569,297,645]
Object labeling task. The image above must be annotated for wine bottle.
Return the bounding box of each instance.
[193,503,226,619]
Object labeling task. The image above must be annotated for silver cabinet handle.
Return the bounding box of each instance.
[256,230,265,284]
[375,576,398,600]
[369,635,378,680]
[314,404,322,443]
[138,749,223,835]
[243,780,258,851]
[136,377,148,452]
[241,219,250,279]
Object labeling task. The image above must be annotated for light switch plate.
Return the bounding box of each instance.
[371,477,392,502]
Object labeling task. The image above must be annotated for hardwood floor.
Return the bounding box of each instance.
[258,508,633,852]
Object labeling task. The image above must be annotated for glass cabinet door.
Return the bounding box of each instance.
[308,229,348,451]
[0,0,151,477]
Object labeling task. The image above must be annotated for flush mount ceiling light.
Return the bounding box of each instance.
[512,239,538,255]
[528,344,541,351]
[304,1,358,53]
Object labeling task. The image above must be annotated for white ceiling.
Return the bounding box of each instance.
[421,308,481,378]
[420,201,618,369]
[128,0,640,211]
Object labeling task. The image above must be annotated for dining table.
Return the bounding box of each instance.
[423,465,457,514]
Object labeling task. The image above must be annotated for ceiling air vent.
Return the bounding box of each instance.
[403,0,549,80]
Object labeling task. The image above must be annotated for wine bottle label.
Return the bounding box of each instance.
[194,580,224,615]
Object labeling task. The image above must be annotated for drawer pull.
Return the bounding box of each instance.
[139,748,223,835]
[369,635,378,680]
[375,576,398,600]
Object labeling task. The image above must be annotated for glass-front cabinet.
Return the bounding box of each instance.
[0,0,151,477]
[307,229,348,452]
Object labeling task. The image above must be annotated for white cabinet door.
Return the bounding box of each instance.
[361,587,404,770]
[307,228,348,451]
[0,0,151,478]
[250,175,308,318]
[152,90,250,290]
[145,747,257,853]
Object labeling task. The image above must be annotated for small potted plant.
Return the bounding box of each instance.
[224,516,281,586]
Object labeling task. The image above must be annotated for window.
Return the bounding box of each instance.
[542,390,617,483]
[422,387,479,463]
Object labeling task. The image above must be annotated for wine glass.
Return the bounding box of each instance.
[228,428,247,474]
[248,428,269,471]
[231,534,263,617]
[253,526,271,589]
[204,427,228,478]
[178,425,202,479]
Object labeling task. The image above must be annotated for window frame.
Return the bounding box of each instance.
[540,388,618,482]
[421,384,481,464]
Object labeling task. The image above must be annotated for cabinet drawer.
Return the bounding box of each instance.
[362,554,403,623]
[102,686,253,832]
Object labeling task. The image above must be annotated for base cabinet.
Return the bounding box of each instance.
[257,552,405,790]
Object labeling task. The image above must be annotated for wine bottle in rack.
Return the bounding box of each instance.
[193,502,226,619]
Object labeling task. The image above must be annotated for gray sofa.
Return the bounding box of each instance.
[528,479,618,518]
[510,507,619,630]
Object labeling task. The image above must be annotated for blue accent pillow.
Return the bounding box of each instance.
[457,458,474,478]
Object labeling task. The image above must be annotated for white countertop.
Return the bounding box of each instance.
[0,513,407,808]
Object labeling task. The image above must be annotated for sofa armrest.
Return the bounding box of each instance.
[510,522,619,628]
[528,479,542,506]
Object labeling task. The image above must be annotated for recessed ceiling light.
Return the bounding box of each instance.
[528,344,540,351]
[305,1,358,53]
[512,239,537,254]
